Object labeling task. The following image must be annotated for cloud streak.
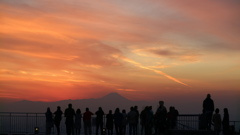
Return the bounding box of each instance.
[117,55,189,87]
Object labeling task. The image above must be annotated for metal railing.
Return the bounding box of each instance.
[176,114,200,130]
[0,112,239,135]
[0,112,46,134]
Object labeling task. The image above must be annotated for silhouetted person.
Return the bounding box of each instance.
[128,107,138,135]
[167,106,173,129]
[45,107,53,135]
[203,94,214,130]
[122,109,127,135]
[114,108,123,135]
[83,108,93,135]
[199,109,207,130]
[95,107,105,135]
[173,107,179,129]
[65,104,76,135]
[212,108,221,135]
[134,106,139,135]
[106,110,114,135]
[155,101,167,134]
[145,106,154,135]
[140,107,147,135]
[75,109,82,135]
[54,106,63,135]
[167,106,178,129]
[222,108,229,135]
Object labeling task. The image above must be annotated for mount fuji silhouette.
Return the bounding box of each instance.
[2,93,150,113]
[100,92,129,101]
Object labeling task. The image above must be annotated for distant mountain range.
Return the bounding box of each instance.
[1,93,151,113]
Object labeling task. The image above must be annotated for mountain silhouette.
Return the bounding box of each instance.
[1,92,150,113]
[100,92,129,101]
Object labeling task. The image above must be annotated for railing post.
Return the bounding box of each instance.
[36,113,38,134]
[9,112,11,135]
[36,113,37,126]
[26,113,28,135]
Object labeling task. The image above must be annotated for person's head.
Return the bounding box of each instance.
[215,108,219,114]
[99,107,102,111]
[86,107,89,111]
[169,106,174,112]
[68,104,72,108]
[76,109,81,114]
[47,107,51,112]
[109,110,112,114]
[57,106,61,110]
[159,101,164,106]
[224,108,228,114]
[207,94,211,98]
[115,108,120,113]
[122,109,126,113]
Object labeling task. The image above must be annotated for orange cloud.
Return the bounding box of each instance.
[161,0,240,50]
[0,0,239,102]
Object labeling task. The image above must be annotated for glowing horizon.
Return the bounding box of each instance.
[0,0,240,102]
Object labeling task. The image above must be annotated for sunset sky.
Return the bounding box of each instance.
[1,0,240,105]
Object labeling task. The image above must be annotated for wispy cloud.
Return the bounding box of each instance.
[117,88,138,92]
[117,55,189,87]
[133,46,201,62]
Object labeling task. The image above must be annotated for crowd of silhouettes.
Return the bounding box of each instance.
[45,94,233,135]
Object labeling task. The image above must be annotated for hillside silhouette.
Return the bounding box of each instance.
[1,93,150,113]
